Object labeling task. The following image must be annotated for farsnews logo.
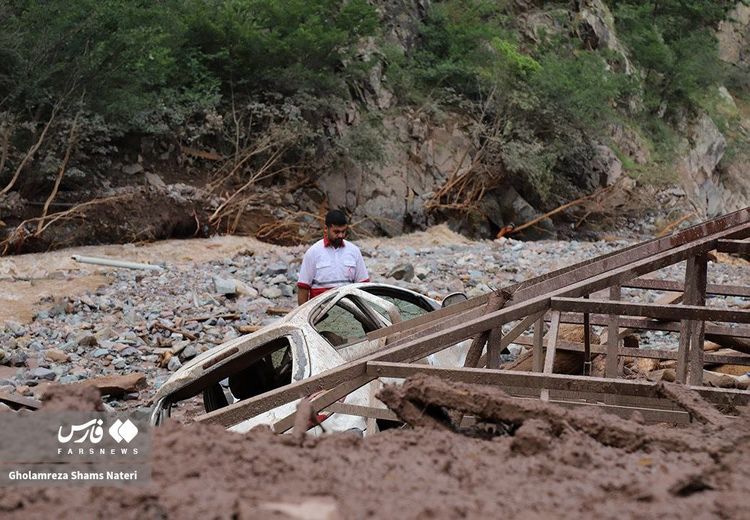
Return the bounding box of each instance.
[108,419,139,443]
[57,418,139,444]
[57,419,105,444]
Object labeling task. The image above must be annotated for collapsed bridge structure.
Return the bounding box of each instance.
[197,208,750,432]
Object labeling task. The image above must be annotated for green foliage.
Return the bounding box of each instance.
[181,0,378,98]
[528,51,630,133]
[412,0,513,97]
[610,1,731,116]
[0,0,378,133]
[0,0,745,201]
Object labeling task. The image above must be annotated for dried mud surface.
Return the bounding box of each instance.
[2,383,749,519]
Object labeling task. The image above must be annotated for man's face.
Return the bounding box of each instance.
[326,224,348,247]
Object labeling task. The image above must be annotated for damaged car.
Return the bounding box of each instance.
[149,283,468,434]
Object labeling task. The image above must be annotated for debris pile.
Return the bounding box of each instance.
[1,377,749,519]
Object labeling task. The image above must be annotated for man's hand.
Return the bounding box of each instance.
[297,286,310,306]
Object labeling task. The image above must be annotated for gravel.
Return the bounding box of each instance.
[1,229,748,406]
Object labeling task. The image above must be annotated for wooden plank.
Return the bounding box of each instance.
[688,254,708,385]
[464,292,507,368]
[512,208,750,301]
[533,315,545,372]
[606,285,621,378]
[550,298,750,324]
[511,335,750,365]
[324,402,399,422]
[197,362,368,426]
[365,362,750,407]
[541,310,561,401]
[500,385,683,411]
[623,278,750,298]
[487,326,503,369]
[550,399,691,425]
[556,313,750,339]
[270,374,375,434]
[716,239,750,254]
[366,380,380,434]
[477,311,547,368]
[0,392,42,410]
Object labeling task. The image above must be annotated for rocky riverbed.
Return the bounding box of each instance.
[0,225,748,411]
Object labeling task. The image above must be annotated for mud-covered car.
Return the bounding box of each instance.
[149,283,468,434]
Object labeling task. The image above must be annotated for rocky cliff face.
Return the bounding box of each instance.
[317,0,750,240]
[679,3,750,217]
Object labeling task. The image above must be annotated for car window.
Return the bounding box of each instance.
[202,336,294,413]
[360,287,433,323]
[373,294,429,321]
[314,297,370,346]
[228,337,292,399]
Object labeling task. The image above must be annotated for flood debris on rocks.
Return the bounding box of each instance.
[377,374,743,456]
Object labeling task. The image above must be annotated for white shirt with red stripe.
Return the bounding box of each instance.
[297,238,369,298]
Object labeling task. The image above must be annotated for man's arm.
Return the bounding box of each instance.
[354,249,370,282]
[297,247,315,306]
[297,286,310,305]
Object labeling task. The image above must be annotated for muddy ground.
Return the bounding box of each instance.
[1,378,749,519]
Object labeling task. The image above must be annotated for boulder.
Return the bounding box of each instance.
[591,144,623,186]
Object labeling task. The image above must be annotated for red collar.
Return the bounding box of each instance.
[323,237,345,248]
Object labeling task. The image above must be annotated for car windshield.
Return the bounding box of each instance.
[360,287,433,321]
[313,295,381,347]
[312,287,436,348]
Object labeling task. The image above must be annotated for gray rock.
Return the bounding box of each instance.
[280,284,294,297]
[30,367,56,381]
[122,163,144,175]
[167,356,182,372]
[213,276,238,295]
[261,287,283,299]
[265,262,288,276]
[6,321,26,337]
[92,348,109,358]
[386,263,415,282]
[76,333,98,347]
[9,352,27,367]
[120,347,140,357]
[269,274,288,284]
[181,345,198,360]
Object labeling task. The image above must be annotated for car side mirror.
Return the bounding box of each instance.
[442,292,468,308]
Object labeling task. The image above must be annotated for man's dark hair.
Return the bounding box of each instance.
[325,209,348,227]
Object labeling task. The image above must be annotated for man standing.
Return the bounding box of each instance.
[296,209,369,305]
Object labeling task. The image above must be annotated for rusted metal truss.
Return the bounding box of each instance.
[196,208,750,431]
